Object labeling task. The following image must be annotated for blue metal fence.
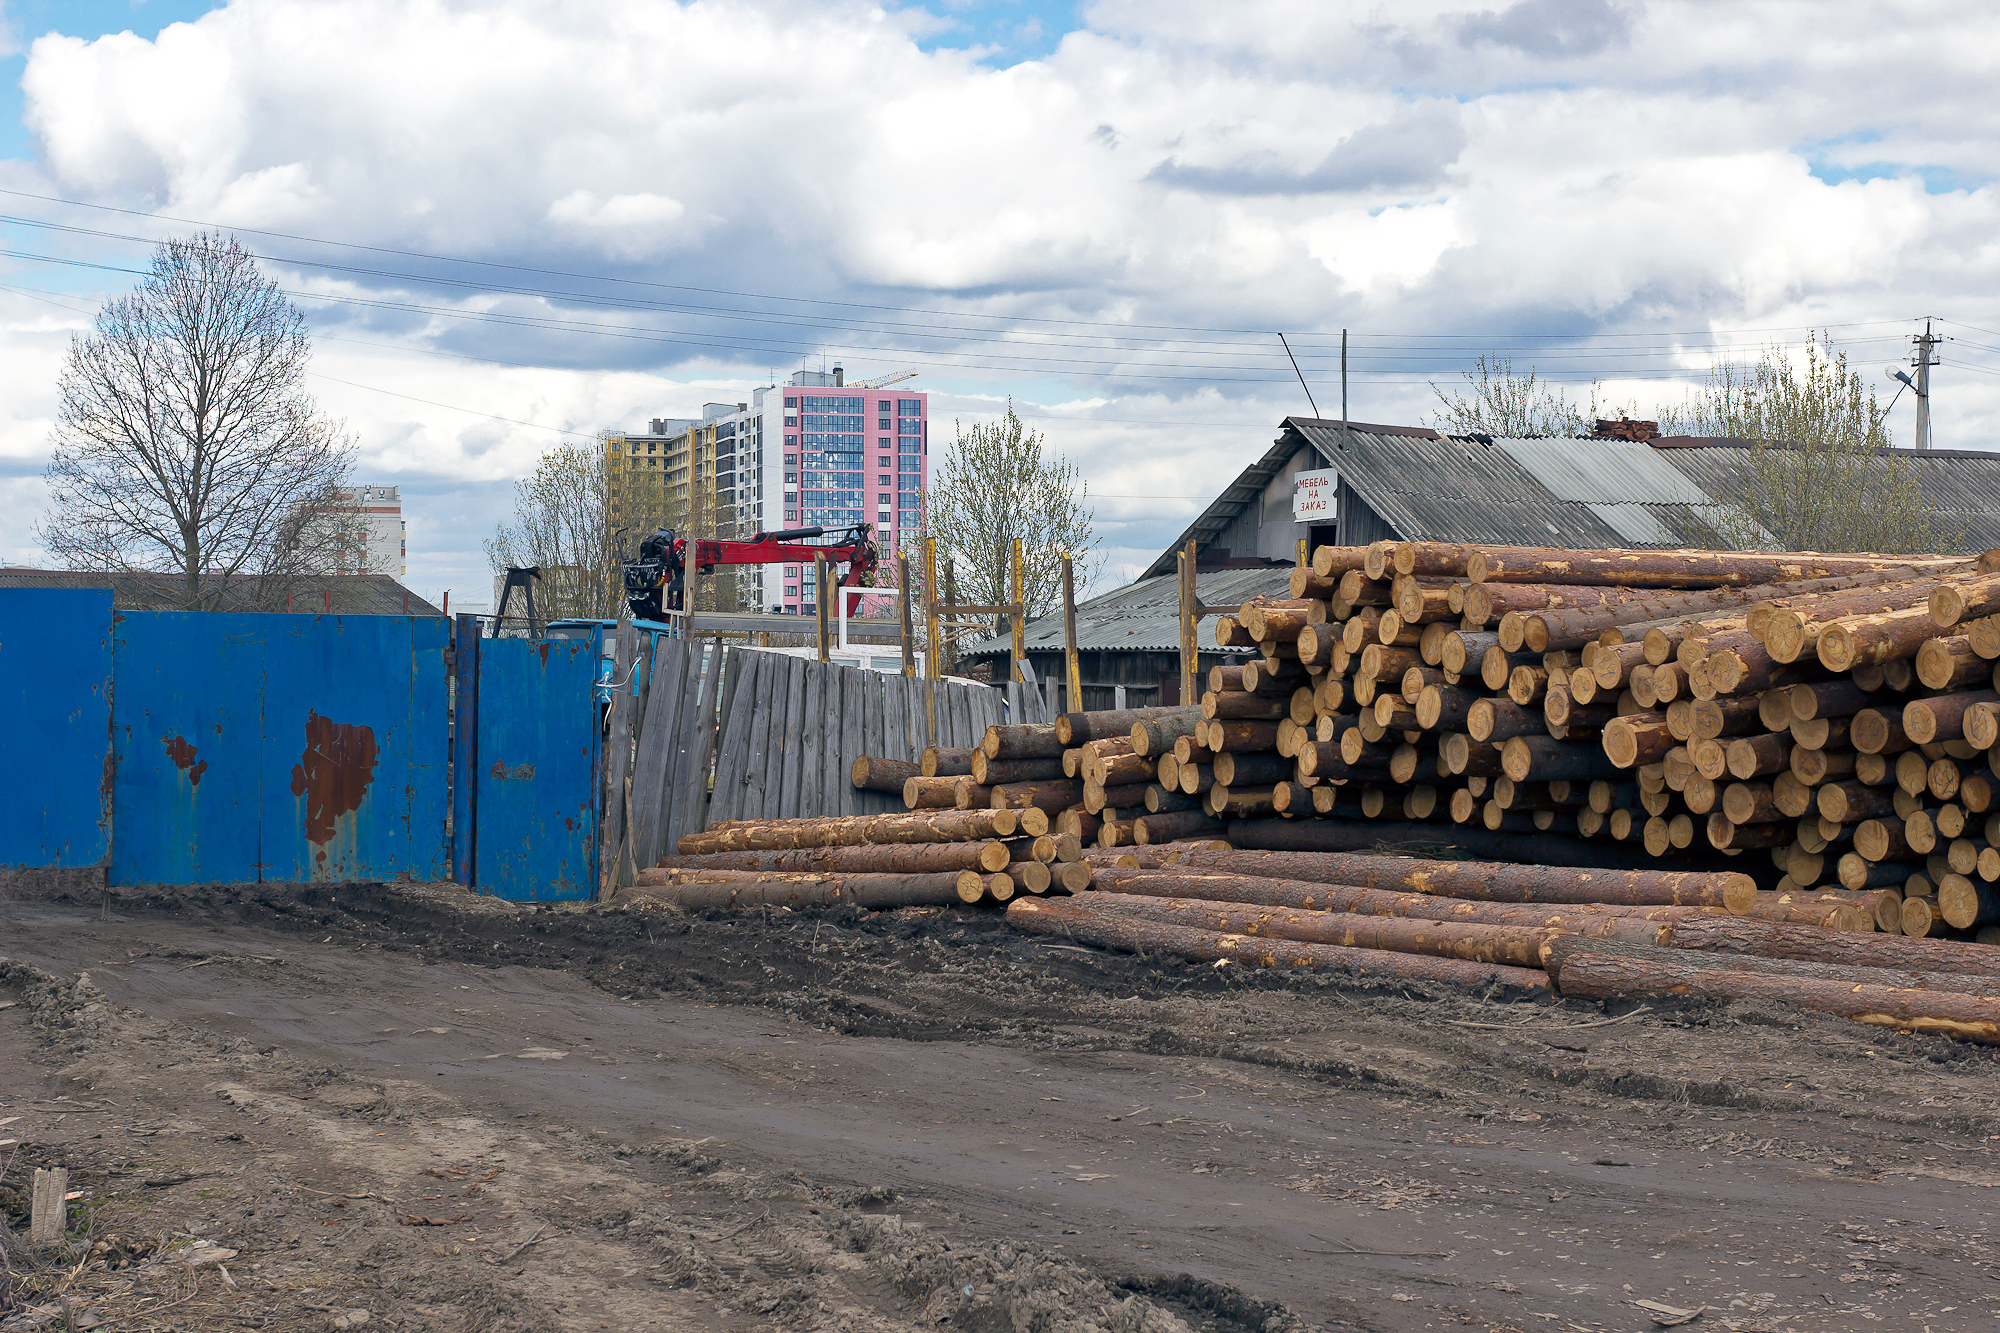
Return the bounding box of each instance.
[464,635,599,901]
[0,589,113,867]
[109,611,450,885]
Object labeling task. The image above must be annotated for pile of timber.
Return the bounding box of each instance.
[1003,849,2000,1044]
[848,706,1248,886]
[1179,539,2000,941]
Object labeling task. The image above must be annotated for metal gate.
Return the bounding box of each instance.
[468,636,599,901]
[0,589,113,867]
[109,611,449,885]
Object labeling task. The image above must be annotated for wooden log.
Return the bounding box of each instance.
[1221,816,1752,873]
[1467,697,1545,744]
[1603,713,1676,769]
[1172,847,1746,907]
[680,808,1027,853]
[1358,643,1423,682]
[1549,947,2000,1044]
[1915,635,1986,691]
[1386,541,1481,578]
[1725,733,1791,780]
[982,723,1065,760]
[903,775,966,810]
[1658,911,2000,980]
[1903,690,2000,746]
[1057,706,1195,746]
[1817,780,1898,824]
[1787,680,1873,721]
[1818,604,1951,672]
[1470,548,1959,589]
[1939,875,2000,929]
[1213,751,1291,787]
[1083,780,1151,815]
[1415,684,1480,731]
[990,779,1085,814]
[971,753,1067,785]
[1209,720,1284,752]
[624,871,967,910]
[1851,708,1915,756]
[1501,735,1619,783]
[1085,749,1157,787]
[1144,783,1202,814]
[1086,890,1558,968]
[1136,810,1227,843]
[1176,762,1215,797]
[1057,808,1104,843]
[656,840,1013,875]
[921,746,976,778]
[1211,616,1253,648]
[852,755,921,794]
[952,780,996,810]
[1202,690,1288,721]
[1442,631,1499,676]
[1004,896,1549,991]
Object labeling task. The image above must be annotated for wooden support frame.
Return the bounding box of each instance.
[1010,537,1026,683]
[814,552,830,663]
[1177,539,1198,707]
[1062,552,1081,713]
[898,551,916,677]
[924,537,941,745]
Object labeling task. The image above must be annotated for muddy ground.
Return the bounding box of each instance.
[3,876,2000,1333]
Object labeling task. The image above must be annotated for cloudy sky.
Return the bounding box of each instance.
[3,0,1997,607]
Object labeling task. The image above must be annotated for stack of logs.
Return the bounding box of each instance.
[1003,849,2000,1045]
[1162,540,2000,941]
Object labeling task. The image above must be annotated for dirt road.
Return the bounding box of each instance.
[4,878,2000,1332]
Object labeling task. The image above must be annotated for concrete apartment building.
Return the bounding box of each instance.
[328,485,406,577]
[604,368,928,613]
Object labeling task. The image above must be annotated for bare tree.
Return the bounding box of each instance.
[928,399,1099,645]
[486,440,616,621]
[1664,334,1957,554]
[38,232,356,609]
[1427,355,1614,437]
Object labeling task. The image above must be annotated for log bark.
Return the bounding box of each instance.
[1603,713,1676,769]
[951,780,996,810]
[679,808,1025,853]
[1083,780,1152,815]
[990,780,1086,814]
[1468,698,1545,743]
[656,840,1013,874]
[1313,543,1374,579]
[1416,684,1481,731]
[1817,781,1899,823]
[1202,691,1288,721]
[982,723,1065,760]
[921,746,976,778]
[904,775,969,810]
[1549,947,2000,1044]
[1085,750,1158,787]
[624,871,966,910]
[1057,706,1194,747]
[1442,631,1500,676]
[1915,636,1985,691]
[1208,720,1284,752]
[1902,690,2000,746]
[1817,605,1951,672]
[1221,816,1753,873]
[852,755,921,794]
[1501,735,1620,783]
[1469,548,1959,589]
[1659,911,2000,980]
[1144,784,1202,814]
[1547,935,2000,1000]
[1135,810,1227,844]
[1086,890,1558,968]
[1928,571,2000,628]
[1006,895,1551,989]
[971,753,1068,785]
[1171,847,1748,906]
[1213,751,1292,787]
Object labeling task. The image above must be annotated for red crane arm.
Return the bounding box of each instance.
[690,538,873,581]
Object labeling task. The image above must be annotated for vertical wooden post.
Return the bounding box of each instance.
[923,537,941,745]
[898,551,915,677]
[1177,539,1197,708]
[814,552,830,664]
[1061,552,1081,713]
[1297,537,1308,567]
[599,611,638,901]
[1010,536,1025,683]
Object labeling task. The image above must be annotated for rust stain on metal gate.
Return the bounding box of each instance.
[289,711,379,853]
[161,734,207,787]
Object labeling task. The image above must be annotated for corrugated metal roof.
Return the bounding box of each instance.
[1291,420,1638,548]
[1494,435,1750,546]
[0,569,443,615]
[1657,444,2000,552]
[958,565,1289,659]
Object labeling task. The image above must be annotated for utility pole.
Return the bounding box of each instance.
[1913,320,1940,451]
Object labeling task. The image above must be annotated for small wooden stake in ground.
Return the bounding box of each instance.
[31,1166,68,1247]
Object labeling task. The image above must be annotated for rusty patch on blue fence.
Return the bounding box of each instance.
[289,712,379,849]
[162,734,208,787]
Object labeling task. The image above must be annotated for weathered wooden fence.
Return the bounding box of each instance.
[603,644,1009,880]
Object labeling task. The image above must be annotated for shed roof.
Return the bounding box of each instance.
[0,569,443,615]
[958,565,1290,660]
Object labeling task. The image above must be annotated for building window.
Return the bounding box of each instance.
[785,585,797,598]
[784,397,797,408]
[785,436,797,448]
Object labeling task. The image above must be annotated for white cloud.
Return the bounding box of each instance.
[0,0,1996,600]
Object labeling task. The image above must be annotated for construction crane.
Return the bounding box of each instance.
[847,369,918,389]
[622,523,881,621]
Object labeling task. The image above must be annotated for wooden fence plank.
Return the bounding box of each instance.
[667,642,720,850]
[837,665,863,816]
[801,658,828,818]
[777,656,809,818]
[600,616,640,897]
[705,647,747,825]
[627,637,681,866]
[656,639,701,854]
[739,652,777,822]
